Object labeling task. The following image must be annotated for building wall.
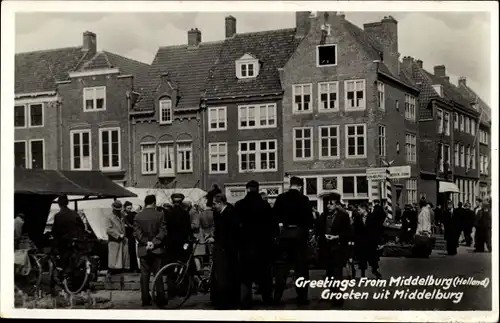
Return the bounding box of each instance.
[205,98,284,194]
[14,98,60,170]
[58,73,133,184]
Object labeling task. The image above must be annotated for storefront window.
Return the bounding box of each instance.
[305,177,318,195]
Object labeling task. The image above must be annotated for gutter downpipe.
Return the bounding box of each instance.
[126,91,134,187]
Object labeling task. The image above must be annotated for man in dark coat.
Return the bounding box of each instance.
[134,194,167,307]
[123,201,139,272]
[462,202,475,247]
[371,200,387,245]
[164,193,193,264]
[52,195,86,278]
[317,196,352,307]
[235,180,277,308]
[352,203,382,279]
[474,198,492,253]
[442,200,460,256]
[210,193,241,310]
[272,176,313,306]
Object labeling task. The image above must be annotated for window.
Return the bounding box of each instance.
[293,127,313,160]
[405,133,417,163]
[208,107,227,131]
[460,145,465,167]
[235,55,260,79]
[465,117,470,134]
[29,104,44,127]
[14,141,27,168]
[342,175,368,198]
[395,100,400,111]
[318,82,339,111]
[177,142,193,173]
[239,62,255,78]
[404,94,416,121]
[443,144,450,171]
[454,144,459,167]
[471,119,476,135]
[305,178,318,195]
[316,44,337,66]
[484,156,489,175]
[345,124,366,158]
[322,177,338,191]
[406,179,418,205]
[141,144,156,175]
[99,127,121,171]
[454,112,459,129]
[158,143,175,176]
[238,104,276,129]
[480,130,488,145]
[319,126,339,159]
[378,125,386,157]
[459,115,464,132]
[344,80,365,110]
[471,147,476,170]
[29,139,44,169]
[436,109,443,133]
[159,99,173,124]
[443,111,450,136]
[480,155,484,173]
[466,146,470,169]
[239,140,277,172]
[83,87,106,111]
[70,129,91,170]
[209,142,228,174]
[377,82,385,110]
[293,84,312,113]
[15,105,26,128]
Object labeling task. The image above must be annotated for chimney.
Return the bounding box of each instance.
[458,77,467,87]
[434,65,446,78]
[402,56,412,68]
[188,28,201,47]
[82,31,96,54]
[363,16,399,75]
[416,59,423,68]
[295,11,311,38]
[443,76,450,83]
[225,16,236,39]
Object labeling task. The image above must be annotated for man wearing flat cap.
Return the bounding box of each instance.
[106,200,130,274]
[164,193,193,264]
[235,180,277,308]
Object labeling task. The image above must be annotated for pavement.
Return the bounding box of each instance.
[95,245,492,311]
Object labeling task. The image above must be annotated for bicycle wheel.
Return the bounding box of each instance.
[152,262,192,309]
[63,255,91,295]
[14,253,42,296]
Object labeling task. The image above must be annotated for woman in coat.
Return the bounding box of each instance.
[107,201,130,274]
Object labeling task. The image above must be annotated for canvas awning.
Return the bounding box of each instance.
[439,181,460,193]
[15,168,137,198]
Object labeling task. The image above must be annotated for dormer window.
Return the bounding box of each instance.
[236,54,259,79]
[159,99,173,124]
[433,84,443,97]
[317,44,337,67]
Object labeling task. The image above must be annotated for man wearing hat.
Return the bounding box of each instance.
[272,176,314,306]
[235,180,277,308]
[123,201,139,272]
[164,193,193,264]
[106,200,130,274]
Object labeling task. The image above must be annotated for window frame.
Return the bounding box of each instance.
[208,142,228,174]
[176,141,193,173]
[436,108,443,134]
[83,86,106,112]
[159,99,173,125]
[238,103,277,130]
[443,111,450,136]
[70,129,92,171]
[238,139,278,173]
[158,141,175,176]
[344,79,366,111]
[405,133,417,164]
[378,125,387,157]
[471,147,476,170]
[317,81,339,112]
[345,123,367,159]
[292,83,313,114]
[377,81,385,111]
[293,127,314,161]
[236,59,259,79]
[404,94,416,121]
[318,125,340,160]
[406,179,418,205]
[28,138,45,169]
[454,143,459,168]
[28,103,44,128]
[208,106,227,132]
[316,44,338,67]
[459,115,464,132]
[14,140,28,168]
[460,144,465,167]
[98,127,121,172]
[141,142,157,175]
[14,104,27,129]
[454,112,459,129]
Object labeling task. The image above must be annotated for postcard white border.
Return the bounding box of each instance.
[1,1,498,322]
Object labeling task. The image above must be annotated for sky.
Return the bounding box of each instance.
[15,11,492,105]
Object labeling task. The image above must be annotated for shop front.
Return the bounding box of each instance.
[224,182,283,205]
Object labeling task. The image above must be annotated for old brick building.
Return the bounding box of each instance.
[130,29,223,191]
[203,16,301,203]
[281,12,419,212]
[15,31,149,188]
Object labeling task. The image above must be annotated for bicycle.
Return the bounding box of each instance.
[14,248,43,296]
[151,238,213,309]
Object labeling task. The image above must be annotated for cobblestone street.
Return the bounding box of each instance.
[99,245,491,311]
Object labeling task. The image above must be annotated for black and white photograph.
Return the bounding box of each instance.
[1,1,498,321]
